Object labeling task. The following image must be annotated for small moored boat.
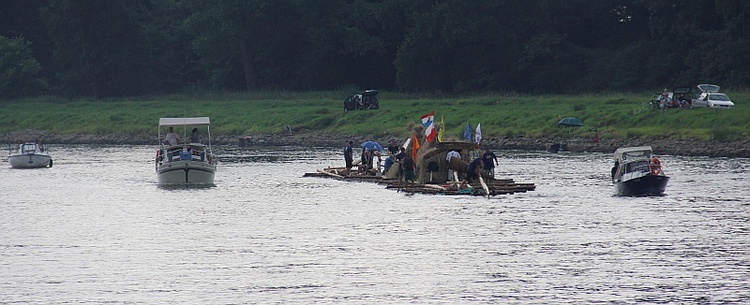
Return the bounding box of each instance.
[155,117,217,187]
[611,146,669,196]
[8,142,52,168]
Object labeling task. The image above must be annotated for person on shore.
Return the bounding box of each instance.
[367,149,375,170]
[189,128,201,144]
[395,147,406,162]
[395,147,407,181]
[482,149,498,178]
[361,148,370,172]
[384,155,395,173]
[611,160,620,182]
[165,127,180,146]
[659,88,669,112]
[375,151,382,173]
[446,150,460,181]
[401,154,416,186]
[344,141,353,170]
[387,140,400,156]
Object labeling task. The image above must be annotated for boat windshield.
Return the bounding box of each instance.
[624,160,650,174]
[21,144,39,153]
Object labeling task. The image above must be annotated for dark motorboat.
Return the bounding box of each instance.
[611,146,669,196]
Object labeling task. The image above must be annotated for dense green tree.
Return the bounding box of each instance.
[0,36,48,99]
[41,0,150,97]
[292,0,405,90]
[686,0,750,87]
[133,0,206,94]
[185,0,297,91]
[184,0,401,91]
[0,0,56,88]
[395,0,524,93]
[1,0,748,97]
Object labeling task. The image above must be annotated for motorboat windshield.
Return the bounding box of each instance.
[19,143,42,154]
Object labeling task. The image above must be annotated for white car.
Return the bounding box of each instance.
[691,84,734,109]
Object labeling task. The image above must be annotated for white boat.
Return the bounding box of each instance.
[611,146,669,196]
[155,117,217,186]
[8,142,52,168]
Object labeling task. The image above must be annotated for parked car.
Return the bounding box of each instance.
[344,90,380,111]
[691,84,734,109]
[650,87,694,110]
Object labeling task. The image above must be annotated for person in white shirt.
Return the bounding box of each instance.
[446,150,461,181]
[164,127,180,146]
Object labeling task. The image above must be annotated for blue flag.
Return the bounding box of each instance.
[463,122,472,142]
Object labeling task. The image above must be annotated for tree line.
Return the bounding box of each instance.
[1,0,748,99]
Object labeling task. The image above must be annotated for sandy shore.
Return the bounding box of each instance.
[2,130,749,158]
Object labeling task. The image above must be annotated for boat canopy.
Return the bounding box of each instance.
[614,146,653,161]
[159,117,210,127]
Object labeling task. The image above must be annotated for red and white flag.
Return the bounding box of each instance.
[421,111,436,142]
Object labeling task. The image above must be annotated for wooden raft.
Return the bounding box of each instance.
[303,167,536,196]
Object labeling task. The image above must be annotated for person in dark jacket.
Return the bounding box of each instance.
[465,157,483,183]
[344,141,353,170]
[482,149,498,178]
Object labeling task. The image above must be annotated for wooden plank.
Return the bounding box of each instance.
[306,166,536,197]
[317,169,344,179]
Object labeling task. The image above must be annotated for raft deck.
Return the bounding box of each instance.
[304,167,536,196]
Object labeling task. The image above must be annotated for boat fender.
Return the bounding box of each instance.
[649,157,662,175]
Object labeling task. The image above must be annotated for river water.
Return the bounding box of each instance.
[1,145,748,304]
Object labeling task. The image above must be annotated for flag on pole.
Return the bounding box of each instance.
[421,111,436,142]
[475,123,482,144]
[463,122,472,142]
[437,117,445,142]
[411,133,420,162]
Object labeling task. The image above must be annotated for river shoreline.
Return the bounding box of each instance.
[2,130,749,158]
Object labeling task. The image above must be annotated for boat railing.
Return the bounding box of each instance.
[163,144,211,162]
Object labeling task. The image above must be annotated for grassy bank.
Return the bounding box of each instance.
[2,90,749,142]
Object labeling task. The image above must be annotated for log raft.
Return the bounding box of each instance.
[304,166,536,197]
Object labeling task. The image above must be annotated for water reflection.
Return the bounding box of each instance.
[217,146,327,163]
[1,145,748,304]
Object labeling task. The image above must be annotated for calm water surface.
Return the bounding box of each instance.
[1,145,748,304]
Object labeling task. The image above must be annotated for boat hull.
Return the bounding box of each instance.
[157,160,216,186]
[9,153,52,168]
[615,175,669,196]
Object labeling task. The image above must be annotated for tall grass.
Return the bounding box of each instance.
[2,90,749,141]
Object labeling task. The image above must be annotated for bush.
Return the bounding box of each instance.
[0,36,48,99]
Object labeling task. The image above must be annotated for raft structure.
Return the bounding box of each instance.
[304,140,536,197]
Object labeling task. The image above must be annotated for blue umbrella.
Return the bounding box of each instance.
[361,141,384,151]
[558,117,584,127]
